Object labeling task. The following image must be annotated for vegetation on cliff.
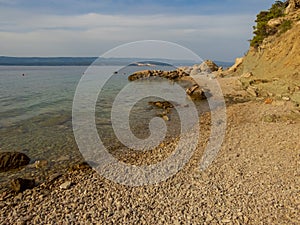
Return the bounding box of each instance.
[250,1,289,47]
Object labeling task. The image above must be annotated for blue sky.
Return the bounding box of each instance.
[0,0,275,61]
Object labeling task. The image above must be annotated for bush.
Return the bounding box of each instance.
[279,19,292,33]
[250,1,289,47]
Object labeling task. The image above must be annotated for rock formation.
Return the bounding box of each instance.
[286,0,300,13]
[128,69,189,81]
[235,3,300,104]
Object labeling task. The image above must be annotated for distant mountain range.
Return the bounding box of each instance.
[0,56,233,68]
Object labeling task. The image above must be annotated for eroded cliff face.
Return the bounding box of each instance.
[236,6,300,104]
[286,0,300,13]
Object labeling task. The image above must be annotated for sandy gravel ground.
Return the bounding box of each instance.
[0,76,299,225]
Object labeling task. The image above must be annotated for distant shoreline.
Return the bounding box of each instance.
[0,56,233,68]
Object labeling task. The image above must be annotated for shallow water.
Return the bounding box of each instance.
[0,65,207,187]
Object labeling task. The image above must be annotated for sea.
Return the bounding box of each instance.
[0,64,207,187]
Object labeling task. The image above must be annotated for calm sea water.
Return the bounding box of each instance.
[0,65,200,186]
[0,66,85,127]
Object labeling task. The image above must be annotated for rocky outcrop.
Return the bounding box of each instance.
[228,57,244,72]
[235,7,300,104]
[0,152,30,172]
[285,0,300,13]
[128,69,189,81]
[186,60,220,76]
[200,60,219,72]
[267,18,284,27]
[129,60,220,81]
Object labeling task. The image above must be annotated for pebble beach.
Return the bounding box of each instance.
[1,75,299,224]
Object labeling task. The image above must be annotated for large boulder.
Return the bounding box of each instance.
[190,60,219,75]
[200,60,219,72]
[0,152,30,172]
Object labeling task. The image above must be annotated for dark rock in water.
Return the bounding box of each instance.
[128,69,189,81]
[0,152,30,172]
[186,84,207,100]
[69,161,92,171]
[148,101,174,109]
[10,178,35,193]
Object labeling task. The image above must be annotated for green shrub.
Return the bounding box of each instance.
[250,1,289,47]
[279,20,292,33]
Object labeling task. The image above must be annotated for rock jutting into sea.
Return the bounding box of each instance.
[128,69,189,81]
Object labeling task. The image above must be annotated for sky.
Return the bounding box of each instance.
[0,0,276,61]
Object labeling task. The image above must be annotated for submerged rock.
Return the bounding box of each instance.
[10,178,35,193]
[0,152,30,172]
[148,101,174,109]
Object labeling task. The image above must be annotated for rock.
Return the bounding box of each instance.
[241,72,253,78]
[246,86,258,97]
[190,67,201,76]
[264,98,273,104]
[263,114,278,123]
[10,178,35,193]
[186,84,207,100]
[206,214,214,222]
[0,152,30,172]
[60,181,72,190]
[69,161,92,171]
[221,218,231,223]
[128,69,189,81]
[228,57,244,72]
[186,84,199,95]
[33,159,48,169]
[285,0,300,13]
[267,18,284,27]
[162,115,169,121]
[199,60,219,72]
[282,96,290,101]
[148,101,174,109]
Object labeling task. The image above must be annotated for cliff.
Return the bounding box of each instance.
[234,1,300,104]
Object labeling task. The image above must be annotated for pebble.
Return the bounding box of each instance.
[282,96,290,101]
[60,181,72,190]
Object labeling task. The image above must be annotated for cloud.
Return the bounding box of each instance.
[0,6,255,61]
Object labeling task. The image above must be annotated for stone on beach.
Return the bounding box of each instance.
[60,181,72,190]
[10,178,35,193]
[0,152,30,172]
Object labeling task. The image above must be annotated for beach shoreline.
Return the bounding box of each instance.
[1,74,299,224]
